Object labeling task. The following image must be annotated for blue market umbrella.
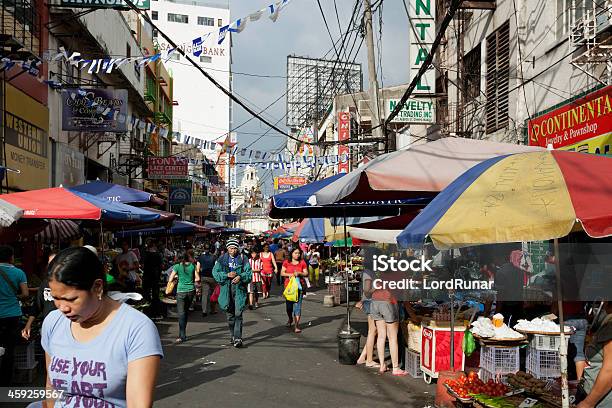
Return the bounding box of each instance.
[70,180,163,205]
[269,174,429,219]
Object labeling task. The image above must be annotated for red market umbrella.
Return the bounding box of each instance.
[0,187,161,223]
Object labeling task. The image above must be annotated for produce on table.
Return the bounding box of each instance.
[445,372,510,399]
[506,372,548,394]
[471,394,515,408]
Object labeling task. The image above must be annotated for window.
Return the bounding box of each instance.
[556,0,600,39]
[218,18,223,27]
[198,16,214,26]
[152,28,158,38]
[169,53,180,61]
[462,44,481,103]
[485,21,510,134]
[126,43,131,58]
[168,13,188,23]
[200,56,211,63]
[152,11,158,20]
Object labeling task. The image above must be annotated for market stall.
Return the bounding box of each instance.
[398,150,612,407]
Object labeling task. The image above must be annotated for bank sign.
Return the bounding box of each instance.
[408,0,435,94]
[528,85,612,155]
[386,98,435,124]
[59,0,150,9]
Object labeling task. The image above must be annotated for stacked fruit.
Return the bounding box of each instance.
[445,372,510,399]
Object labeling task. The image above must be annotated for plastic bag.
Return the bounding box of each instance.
[210,285,220,302]
[283,276,299,302]
[462,327,476,357]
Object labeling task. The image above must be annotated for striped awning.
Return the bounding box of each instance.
[34,219,81,243]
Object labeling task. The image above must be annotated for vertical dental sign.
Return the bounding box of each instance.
[408,0,435,94]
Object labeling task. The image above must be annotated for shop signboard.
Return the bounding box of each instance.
[58,0,150,9]
[337,111,350,173]
[528,85,612,155]
[62,89,128,132]
[274,176,307,191]
[3,111,49,191]
[147,157,188,179]
[408,0,435,94]
[208,185,228,196]
[54,143,85,187]
[169,180,192,206]
[385,98,435,124]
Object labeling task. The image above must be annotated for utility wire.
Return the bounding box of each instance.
[121,0,315,145]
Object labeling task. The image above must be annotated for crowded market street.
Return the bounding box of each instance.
[1,0,612,407]
[154,286,435,408]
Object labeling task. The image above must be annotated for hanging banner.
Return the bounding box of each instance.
[386,98,435,124]
[58,0,150,9]
[528,85,612,155]
[147,157,189,179]
[169,180,192,206]
[62,89,128,132]
[53,143,85,187]
[338,112,350,173]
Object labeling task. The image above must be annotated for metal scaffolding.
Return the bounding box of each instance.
[286,55,362,129]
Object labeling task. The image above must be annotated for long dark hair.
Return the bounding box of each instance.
[48,247,105,292]
[290,247,303,262]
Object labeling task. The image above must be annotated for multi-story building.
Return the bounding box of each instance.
[150,0,231,144]
[433,0,611,152]
[1,0,50,192]
[1,2,175,193]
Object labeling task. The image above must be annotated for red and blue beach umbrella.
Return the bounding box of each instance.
[398,150,612,249]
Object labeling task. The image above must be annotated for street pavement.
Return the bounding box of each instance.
[154,285,436,408]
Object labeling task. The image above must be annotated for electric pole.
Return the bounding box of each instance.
[363,0,385,150]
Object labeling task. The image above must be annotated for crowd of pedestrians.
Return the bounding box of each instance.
[0,234,326,407]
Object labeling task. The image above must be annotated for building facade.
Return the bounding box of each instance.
[150,0,231,143]
[434,0,611,151]
[1,1,174,193]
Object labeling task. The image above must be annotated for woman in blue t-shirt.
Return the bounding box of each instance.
[40,247,163,408]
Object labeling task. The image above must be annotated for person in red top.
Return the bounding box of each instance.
[281,247,308,333]
[259,244,277,299]
[248,250,263,310]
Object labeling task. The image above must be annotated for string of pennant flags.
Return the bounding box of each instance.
[0,0,292,77]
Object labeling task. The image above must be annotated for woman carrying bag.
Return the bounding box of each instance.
[281,248,308,333]
[167,252,200,343]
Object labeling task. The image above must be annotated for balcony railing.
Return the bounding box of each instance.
[1,0,40,57]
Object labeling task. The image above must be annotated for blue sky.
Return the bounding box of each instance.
[229,0,411,195]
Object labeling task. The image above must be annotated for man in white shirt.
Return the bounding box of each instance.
[115,240,140,273]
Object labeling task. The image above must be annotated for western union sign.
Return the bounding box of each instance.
[59,0,150,9]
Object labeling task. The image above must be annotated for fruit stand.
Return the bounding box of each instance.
[445,371,568,407]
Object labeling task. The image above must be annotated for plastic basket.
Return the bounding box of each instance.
[14,342,36,370]
[527,348,561,379]
[13,362,39,384]
[529,334,569,352]
[405,349,422,378]
[480,369,511,385]
[480,345,520,375]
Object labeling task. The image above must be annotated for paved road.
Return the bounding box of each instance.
[155,286,436,408]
